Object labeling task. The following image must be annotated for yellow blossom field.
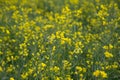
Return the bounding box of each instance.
[0,0,120,80]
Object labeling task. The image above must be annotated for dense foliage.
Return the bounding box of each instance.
[0,0,120,80]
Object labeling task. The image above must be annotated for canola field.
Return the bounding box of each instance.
[0,0,120,80]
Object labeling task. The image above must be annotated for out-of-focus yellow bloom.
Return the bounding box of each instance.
[93,70,100,77]
[100,5,107,10]
[33,73,37,77]
[0,66,3,72]
[82,68,86,73]
[105,65,111,70]
[28,68,34,75]
[102,21,108,26]
[41,62,46,67]
[109,44,113,49]
[104,51,113,58]
[41,77,49,80]
[52,46,56,51]
[6,65,15,72]
[112,62,119,69]
[103,44,113,50]
[63,60,71,70]
[41,62,46,70]
[74,48,83,54]
[9,77,15,80]
[112,64,118,69]
[70,0,79,4]
[103,46,109,49]
[10,5,16,10]
[93,70,107,78]
[55,77,61,80]
[100,71,107,78]
[66,75,73,80]
[53,66,60,72]
[61,38,71,45]
[21,73,28,79]
[80,74,83,77]
[62,6,70,13]
[95,0,100,2]
[6,30,10,34]
[0,51,3,55]
[76,66,82,72]
[50,66,60,72]
[0,39,2,42]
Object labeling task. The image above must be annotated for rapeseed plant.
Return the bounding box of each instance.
[93,70,107,78]
[104,51,113,58]
[9,77,15,80]
[0,0,120,80]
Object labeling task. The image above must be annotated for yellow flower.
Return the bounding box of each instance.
[41,62,46,70]
[6,65,15,72]
[28,68,34,75]
[62,60,71,70]
[103,44,113,50]
[93,70,107,78]
[52,46,56,52]
[6,30,10,34]
[95,0,100,3]
[41,76,49,80]
[50,66,60,72]
[55,77,61,80]
[80,74,83,77]
[0,66,3,72]
[76,66,82,72]
[41,63,46,67]
[53,66,60,72]
[10,5,16,10]
[104,51,113,58]
[105,65,111,70]
[33,73,37,77]
[0,39,2,42]
[100,71,107,78]
[82,68,86,73]
[109,44,113,49]
[70,0,79,4]
[66,75,72,80]
[103,46,108,49]
[112,62,119,69]
[21,73,28,79]
[10,77,15,80]
[93,70,100,77]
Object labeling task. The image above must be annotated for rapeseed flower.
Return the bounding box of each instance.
[93,70,100,77]
[9,77,15,80]
[93,70,107,78]
[6,30,10,34]
[76,66,82,72]
[0,66,3,72]
[70,0,79,4]
[21,73,28,79]
[100,71,107,78]
[104,51,113,58]
[50,66,60,72]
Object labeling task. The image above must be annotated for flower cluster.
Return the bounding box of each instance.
[93,70,107,78]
